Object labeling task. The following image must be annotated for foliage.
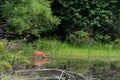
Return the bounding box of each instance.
[0,0,120,43]
[0,0,60,37]
[21,39,63,56]
[51,0,120,42]
[18,39,120,58]
[1,39,120,73]
[67,31,88,45]
[95,34,111,43]
[0,40,30,73]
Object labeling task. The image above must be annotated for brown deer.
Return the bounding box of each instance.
[33,51,50,59]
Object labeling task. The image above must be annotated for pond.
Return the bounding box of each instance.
[45,58,120,80]
[1,58,120,80]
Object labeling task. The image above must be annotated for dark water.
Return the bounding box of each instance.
[1,58,120,80]
[44,58,120,80]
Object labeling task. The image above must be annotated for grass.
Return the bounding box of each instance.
[1,39,120,63]
[1,39,120,70]
[1,39,120,76]
[18,39,120,61]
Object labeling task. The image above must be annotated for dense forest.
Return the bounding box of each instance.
[0,0,120,43]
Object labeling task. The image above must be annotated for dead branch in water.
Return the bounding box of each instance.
[1,68,87,80]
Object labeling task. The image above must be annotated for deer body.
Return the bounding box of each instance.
[33,51,49,58]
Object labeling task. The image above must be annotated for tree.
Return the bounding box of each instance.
[0,0,60,39]
[51,0,120,42]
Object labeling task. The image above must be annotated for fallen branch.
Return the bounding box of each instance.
[1,68,87,80]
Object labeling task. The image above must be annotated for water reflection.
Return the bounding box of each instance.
[44,58,120,80]
[32,51,50,67]
[2,58,120,80]
[33,58,49,67]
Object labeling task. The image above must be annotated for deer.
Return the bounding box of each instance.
[32,51,51,67]
[33,51,50,59]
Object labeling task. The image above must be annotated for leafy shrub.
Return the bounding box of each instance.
[51,0,119,41]
[0,0,60,37]
[32,39,62,53]
[95,34,111,43]
[0,40,30,73]
[111,39,120,49]
[67,31,88,45]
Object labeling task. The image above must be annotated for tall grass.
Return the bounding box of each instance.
[19,39,120,61]
[1,39,120,73]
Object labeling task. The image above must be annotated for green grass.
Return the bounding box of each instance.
[18,39,120,61]
[1,39,120,74]
[1,39,120,67]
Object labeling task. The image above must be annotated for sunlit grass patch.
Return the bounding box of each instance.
[19,39,120,61]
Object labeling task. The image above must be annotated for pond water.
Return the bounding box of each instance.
[45,58,120,80]
[1,58,120,80]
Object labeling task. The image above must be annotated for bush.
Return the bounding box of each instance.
[67,31,88,45]
[95,34,111,43]
[0,40,30,73]
[0,0,60,37]
[51,0,119,41]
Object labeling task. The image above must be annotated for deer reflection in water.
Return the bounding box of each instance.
[33,58,48,67]
[32,51,50,67]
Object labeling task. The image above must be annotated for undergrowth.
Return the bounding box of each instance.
[0,39,120,73]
